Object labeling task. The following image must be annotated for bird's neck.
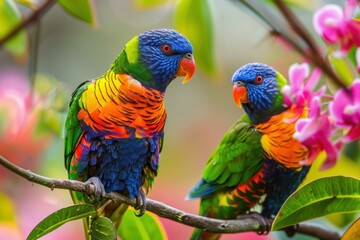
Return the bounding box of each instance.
[244,104,288,124]
[111,49,165,91]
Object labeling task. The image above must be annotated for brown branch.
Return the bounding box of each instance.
[0,155,341,240]
[0,0,57,47]
[272,0,346,89]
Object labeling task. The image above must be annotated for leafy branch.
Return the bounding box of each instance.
[0,155,341,240]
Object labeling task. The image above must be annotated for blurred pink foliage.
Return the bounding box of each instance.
[0,68,71,239]
[0,68,50,182]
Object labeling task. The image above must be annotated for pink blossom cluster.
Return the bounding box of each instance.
[283,62,360,169]
[282,0,360,169]
[313,0,360,70]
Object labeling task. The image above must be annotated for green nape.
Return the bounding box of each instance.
[110,36,153,86]
[266,72,287,114]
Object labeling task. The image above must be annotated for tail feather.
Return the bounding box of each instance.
[190,228,220,240]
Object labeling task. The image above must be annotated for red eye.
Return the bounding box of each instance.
[161,44,172,54]
[255,75,263,84]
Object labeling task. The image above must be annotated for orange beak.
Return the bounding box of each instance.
[232,83,248,108]
[176,54,196,84]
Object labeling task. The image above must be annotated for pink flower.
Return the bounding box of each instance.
[294,97,340,169]
[313,2,360,53]
[329,79,360,142]
[281,63,324,108]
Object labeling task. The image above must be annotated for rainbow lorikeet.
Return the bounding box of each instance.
[188,63,313,240]
[64,29,195,237]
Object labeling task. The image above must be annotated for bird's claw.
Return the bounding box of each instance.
[134,188,147,217]
[237,212,272,235]
[85,177,105,202]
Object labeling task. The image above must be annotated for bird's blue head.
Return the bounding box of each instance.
[232,63,287,123]
[112,29,195,92]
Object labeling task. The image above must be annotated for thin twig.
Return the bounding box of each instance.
[0,155,341,240]
[0,0,57,47]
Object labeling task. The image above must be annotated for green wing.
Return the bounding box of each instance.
[64,81,91,171]
[189,116,263,199]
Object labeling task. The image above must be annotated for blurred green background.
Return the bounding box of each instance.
[0,0,359,239]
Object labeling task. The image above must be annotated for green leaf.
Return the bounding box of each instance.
[174,0,215,75]
[91,216,117,240]
[58,0,97,26]
[265,0,315,9]
[0,0,28,57]
[118,208,167,240]
[342,217,360,240]
[15,0,36,8]
[347,47,358,69]
[27,204,97,240]
[133,0,169,8]
[327,53,354,92]
[272,176,360,230]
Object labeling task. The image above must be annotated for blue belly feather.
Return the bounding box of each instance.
[80,134,161,199]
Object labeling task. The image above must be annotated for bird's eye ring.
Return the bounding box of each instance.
[254,75,263,85]
[161,44,172,55]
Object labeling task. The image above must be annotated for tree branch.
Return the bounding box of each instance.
[0,0,57,48]
[0,155,341,240]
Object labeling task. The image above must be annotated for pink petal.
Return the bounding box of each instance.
[304,67,322,91]
[329,88,351,124]
[309,97,321,118]
[313,4,343,35]
[350,79,360,105]
[295,117,322,142]
[289,63,309,93]
[295,118,309,132]
[344,20,360,47]
[344,0,357,18]
[320,138,340,170]
[343,125,360,142]
[323,28,341,43]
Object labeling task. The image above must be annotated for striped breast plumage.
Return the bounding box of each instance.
[78,71,166,138]
[256,105,309,169]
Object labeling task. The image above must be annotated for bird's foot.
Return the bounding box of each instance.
[85,177,106,202]
[134,188,147,217]
[283,224,299,237]
[237,212,272,235]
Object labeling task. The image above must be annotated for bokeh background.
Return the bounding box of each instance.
[1,0,359,239]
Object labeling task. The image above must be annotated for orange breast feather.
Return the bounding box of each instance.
[256,106,309,169]
[78,72,166,138]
